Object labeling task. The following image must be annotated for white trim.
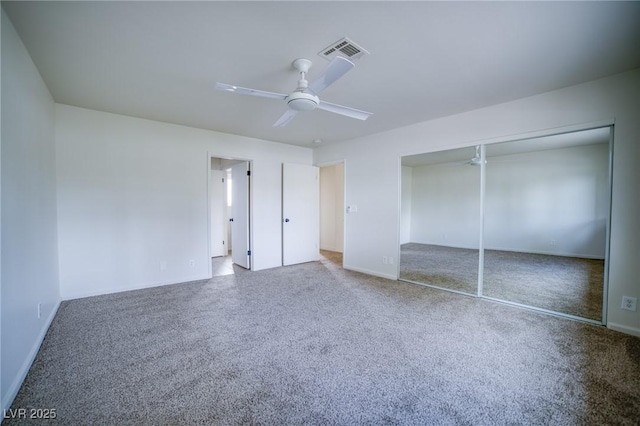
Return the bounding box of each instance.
[341,160,346,269]
[403,242,604,260]
[395,156,402,280]
[602,126,614,325]
[400,278,478,298]
[206,152,213,279]
[343,264,397,281]
[473,119,616,148]
[483,246,605,260]
[481,296,604,326]
[319,244,342,252]
[404,242,480,251]
[607,322,640,338]
[61,275,211,301]
[2,300,61,413]
[478,144,486,297]
[248,160,253,270]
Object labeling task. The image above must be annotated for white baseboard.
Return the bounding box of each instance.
[607,322,640,338]
[62,274,211,301]
[343,264,397,281]
[320,245,343,253]
[410,242,604,260]
[2,299,61,415]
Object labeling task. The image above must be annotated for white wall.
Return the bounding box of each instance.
[319,163,344,252]
[56,104,312,299]
[314,69,640,336]
[1,9,61,411]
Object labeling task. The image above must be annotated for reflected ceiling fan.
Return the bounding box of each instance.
[466,145,486,166]
[215,56,372,127]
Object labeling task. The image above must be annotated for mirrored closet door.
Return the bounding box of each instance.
[399,146,481,296]
[482,128,610,321]
[399,127,611,323]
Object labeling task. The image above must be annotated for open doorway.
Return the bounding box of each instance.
[319,162,345,266]
[209,156,252,277]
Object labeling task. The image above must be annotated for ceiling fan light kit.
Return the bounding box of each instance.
[287,92,319,111]
[468,145,487,166]
[216,55,372,127]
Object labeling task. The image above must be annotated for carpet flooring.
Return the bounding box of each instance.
[211,255,234,277]
[399,243,604,321]
[7,251,639,425]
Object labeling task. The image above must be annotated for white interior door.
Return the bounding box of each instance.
[231,162,250,269]
[283,163,319,266]
[210,169,226,257]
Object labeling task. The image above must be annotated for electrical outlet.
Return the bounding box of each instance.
[382,256,388,264]
[160,261,167,271]
[189,259,195,268]
[622,296,637,312]
[550,240,557,246]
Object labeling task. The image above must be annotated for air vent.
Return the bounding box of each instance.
[318,37,370,62]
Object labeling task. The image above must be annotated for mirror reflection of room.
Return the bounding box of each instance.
[483,128,610,321]
[399,127,610,322]
[400,146,481,296]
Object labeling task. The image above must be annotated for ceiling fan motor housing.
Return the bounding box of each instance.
[286,92,319,111]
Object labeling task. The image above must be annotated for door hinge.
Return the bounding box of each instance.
[247,250,251,256]
[222,178,225,183]
[247,170,251,176]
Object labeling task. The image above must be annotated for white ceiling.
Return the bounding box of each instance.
[3,1,640,148]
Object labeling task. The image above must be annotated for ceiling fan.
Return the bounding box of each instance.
[466,145,486,166]
[215,56,372,127]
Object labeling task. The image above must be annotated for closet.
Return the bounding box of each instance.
[399,127,611,323]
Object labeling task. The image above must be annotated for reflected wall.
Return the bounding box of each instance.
[483,130,610,320]
[400,146,480,296]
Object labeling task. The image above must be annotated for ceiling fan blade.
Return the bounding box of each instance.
[273,109,299,127]
[215,82,287,100]
[308,57,355,96]
[317,100,372,121]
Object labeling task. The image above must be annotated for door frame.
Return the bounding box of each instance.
[207,152,254,277]
[209,169,226,258]
[317,159,346,267]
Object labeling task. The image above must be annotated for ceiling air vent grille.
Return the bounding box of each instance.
[318,37,369,62]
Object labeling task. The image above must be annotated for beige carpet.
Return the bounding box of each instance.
[7,250,637,425]
[400,243,604,320]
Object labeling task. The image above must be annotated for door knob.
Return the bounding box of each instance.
[283,218,290,223]
[229,218,234,222]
